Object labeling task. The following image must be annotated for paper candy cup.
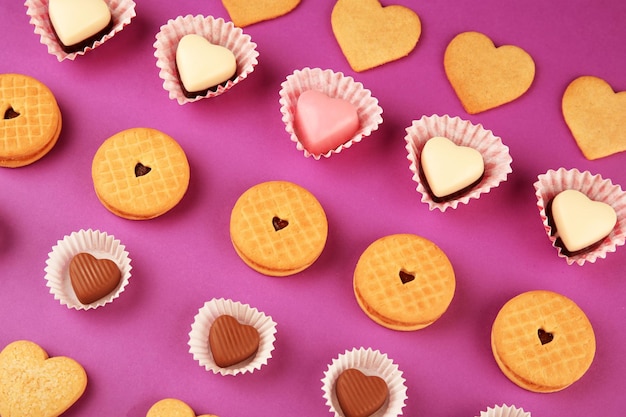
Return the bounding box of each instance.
[476,404,531,417]
[321,347,407,417]
[25,0,136,61]
[44,229,132,310]
[154,15,258,105]
[188,298,277,376]
[279,67,383,159]
[405,114,512,211]
[534,168,626,265]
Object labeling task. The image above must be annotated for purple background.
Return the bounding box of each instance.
[1,1,626,416]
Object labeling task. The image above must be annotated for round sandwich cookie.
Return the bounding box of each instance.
[0,73,62,167]
[491,290,596,393]
[229,180,328,276]
[353,233,455,331]
[91,127,190,220]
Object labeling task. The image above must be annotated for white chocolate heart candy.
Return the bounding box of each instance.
[420,136,484,198]
[48,0,111,47]
[176,34,237,95]
[551,189,617,253]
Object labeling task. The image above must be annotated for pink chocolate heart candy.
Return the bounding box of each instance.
[294,90,360,155]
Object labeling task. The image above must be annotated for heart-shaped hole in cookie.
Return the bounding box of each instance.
[538,328,554,345]
[399,270,415,285]
[272,216,289,231]
[3,106,20,119]
[134,162,152,177]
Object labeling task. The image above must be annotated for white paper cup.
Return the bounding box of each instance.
[534,168,626,265]
[188,298,277,376]
[476,404,531,417]
[279,67,383,159]
[153,15,259,104]
[321,347,407,417]
[405,114,512,211]
[25,0,136,61]
[44,229,132,310]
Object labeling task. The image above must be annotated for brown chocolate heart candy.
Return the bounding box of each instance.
[208,315,260,367]
[69,252,121,304]
[335,368,388,417]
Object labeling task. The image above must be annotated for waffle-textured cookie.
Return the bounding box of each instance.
[0,73,62,167]
[230,181,328,276]
[353,234,455,331]
[0,340,87,417]
[491,290,596,392]
[91,127,190,220]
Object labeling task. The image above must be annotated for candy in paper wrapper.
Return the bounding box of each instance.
[153,15,258,105]
[25,0,136,61]
[44,229,132,310]
[279,67,383,159]
[476,404,531,417]
[534,168,626,265]
[405,114,512,211]
[321,347,407,417]
[188,298,277,376]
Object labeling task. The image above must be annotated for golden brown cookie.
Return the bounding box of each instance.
[221,0,301,27]
[353,234,455,331]
[146,398,217,417]
[444,31,535,114]
[0,340,87,417]
[562,75,626,160]
[331,0,421,72]
[91,127,190,220]
[491,290,596,392]
[230,181,328,276]
[0,73,62,167]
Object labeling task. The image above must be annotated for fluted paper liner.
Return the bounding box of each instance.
[44,229,132,310]
[25,0,136,62]
[154,15,259,105]
[476,404,531,417]
[321,347,407,417]
[279,67,383,159]
[405,114,512,211]
[188,298,277,376]
[534,168,626,265]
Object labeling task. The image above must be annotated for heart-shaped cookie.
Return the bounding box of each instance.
[221,0,301,27]
[420,136,484,199]
[176,34,237,97]
[48,0,111,48]
[208,314,260,367]
[294,90,360,155]
[562,75,626,160]
[0,340,87,417]
[335,368,388,417]
[331,0,421,72]
[551,189,617,253]
[146,398,217,417]
[444,31,535,114]
[69,252,121,305]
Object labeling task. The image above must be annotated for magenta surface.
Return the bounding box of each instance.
[1,1,626,416]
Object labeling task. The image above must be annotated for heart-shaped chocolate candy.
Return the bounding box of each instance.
[69,252,121,305]
[48,0,111,47]
[444,31,535,114]
[562,75,626,160]
[420,136,484,199]
[208,315,260,368]
[335,368,388,417]
[294,90,360,155]
[551,189,617,253]
[176,34,237,96]
[0,340,87,417]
